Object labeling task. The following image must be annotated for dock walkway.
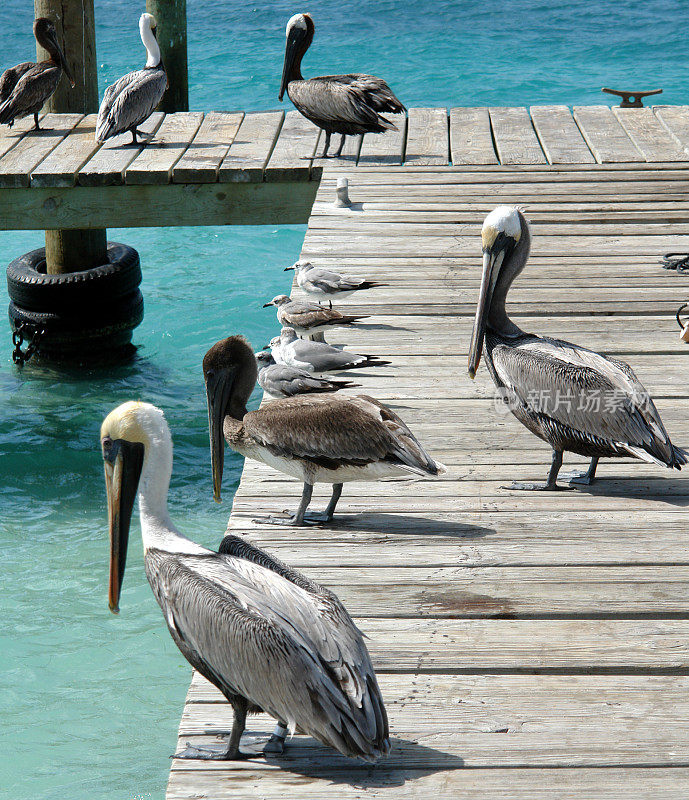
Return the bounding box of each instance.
[166,163,689,798]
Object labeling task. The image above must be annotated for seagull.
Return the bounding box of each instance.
[268,327,391,374]
[100,400,389,762]
[285,261,387,305]
[256,350,359,398]
[203,335,445,525]
[263,295,368,339]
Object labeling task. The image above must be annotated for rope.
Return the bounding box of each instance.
[661,252,689,273]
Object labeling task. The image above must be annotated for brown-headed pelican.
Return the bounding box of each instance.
[286,261,387,305]
[204,336,445,524]
[256,350,358,398]
[468,206,688,490]
[279,13,405,158]
[95,13,167,144]
[263,294,368,339]
[268,327,391,374]
[0,18,74,130]
[101,400,389,761]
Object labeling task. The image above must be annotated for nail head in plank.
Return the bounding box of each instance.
[172,111,244,183]
[405,107,449,165]
[125,111,203,185]
[30,113,103,187]
[573,106,642,163]
[218,111,284,182]
[264,110,320,182]
[450,107,498,165]
[0,113,83,187]
[358,112,407,165]
[77,111,165,186]
[489,107,547,165]
[613,107,689,162]
[530,105,595,164]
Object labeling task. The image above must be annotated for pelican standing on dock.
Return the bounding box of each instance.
[101,400,389,761]
[279,13,405,158]
[285,261,387,306]
[95,13,167,144]
[264,294,368,339]
[256,350,359,398]
[204,336,445,524]
[468,206,688,490]
[0,18,74,130]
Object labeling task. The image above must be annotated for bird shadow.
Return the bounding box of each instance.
[326,512,495,540]
[350,322,416,333]
[564,476,689,507]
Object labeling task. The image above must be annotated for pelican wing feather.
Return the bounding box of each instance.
[95,67,166,142]
[244,394,443,474]
[145,545,388,760]
[0,62,60,125]
[491,335,687,466]
[0,62,35,104]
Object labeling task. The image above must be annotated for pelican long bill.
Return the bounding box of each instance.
[468,249,498,379]
[204,366,235,503]
[103,437,144,613]
[49,29,75,88]
[279,23,302,101]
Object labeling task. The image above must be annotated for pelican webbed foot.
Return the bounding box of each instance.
[172,741,255,761]
[562,457,600,487]
[506,481,574,492]
[263,723,288,754]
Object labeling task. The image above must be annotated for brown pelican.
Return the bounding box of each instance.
[263,295,368,339]
[95,13,167,144]
[279,13,405,158]
[0,18,74,130]
[468,206,688,490]
[204,336,445,524]
[268,327,391,374]
[256,350,358,398]
[101,400,389,761]
[286,261,387,306]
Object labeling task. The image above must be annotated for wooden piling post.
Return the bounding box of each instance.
[146,0,189,112]
[34,0,107,274]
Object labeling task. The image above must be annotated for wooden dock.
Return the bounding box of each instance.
[3,105,689,229]
[165,159,689,798]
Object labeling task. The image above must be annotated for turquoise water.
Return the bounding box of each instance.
[2,1,688,797]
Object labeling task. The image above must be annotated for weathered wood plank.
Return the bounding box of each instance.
[172,111,244,183]
[530,105,595,164]
[573,106,642,163]
[77,111,165,186]
[30,113,102,187]
[613,108,688,162]
[449,107,498,165]
[0,114,45,161]
[218,111,284,182]
[489,107,546,165]
[264,111,321,182]
[125,111,204,184]
[405,107,449,166]
[654,105,689,154]
[358,113,406,165]
[0,113,83,187]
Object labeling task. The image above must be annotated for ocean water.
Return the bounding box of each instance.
[1,1,687,798]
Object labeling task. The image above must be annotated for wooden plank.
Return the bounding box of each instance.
[530,106,595,164]
[172,112,244,183]
[0,113,83,187]
[30,113,102,187]
[654,105,689,154]
[77,112,165,186]
[264,110,320,182]
[358,113,406,165]
[449,107,498,165]
[489,107,546,164]
[125,112,204,185]
[218,111,284,182]
[613,108,688,162]
[573,106,642,163]
[311,129,361,170]
[0,114,45,161]
[405,107,449,166]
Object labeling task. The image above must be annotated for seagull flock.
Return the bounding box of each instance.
[6,7,687,775]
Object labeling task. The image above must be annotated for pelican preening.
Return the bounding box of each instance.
[95,13,167,144]
[469,206,688,490]
[286,261,387,305]
[204,336,445,525]
[268,327,391,374]
[279,13,405,158]
[102,401,389,761]
[264,295,368,339]
[256,350,359,398]
[0,18,74,130]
